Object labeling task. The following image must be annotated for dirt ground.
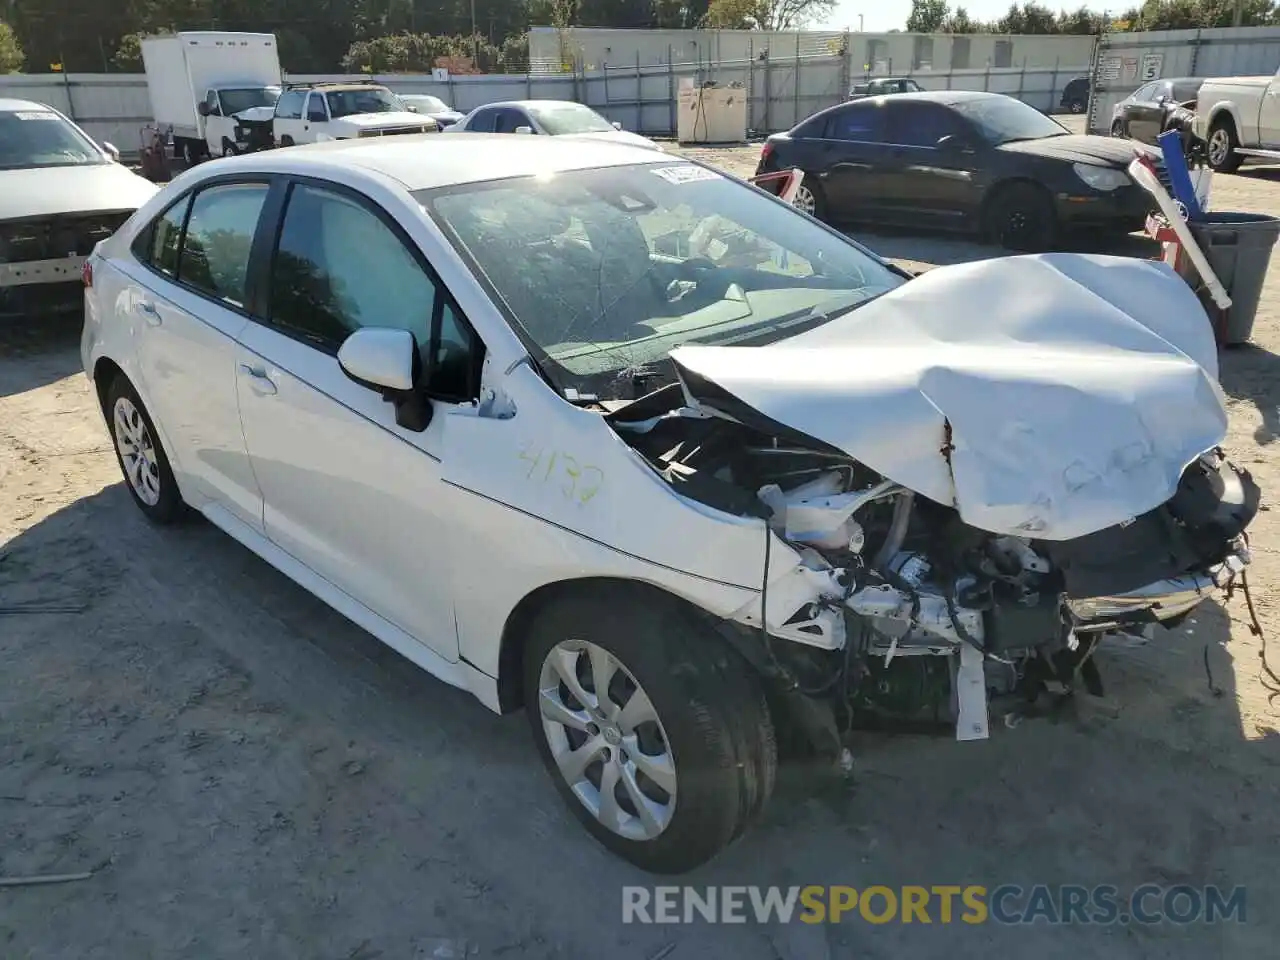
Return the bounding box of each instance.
[3,135,1280,958]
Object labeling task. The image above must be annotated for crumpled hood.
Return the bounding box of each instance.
[230,105,276,123]
[670,254,1227,542]
[0,162,158,221]
[999,134,1155,168]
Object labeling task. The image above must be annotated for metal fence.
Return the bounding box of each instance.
[1088,26,1280,134]
[1,56,1089,158]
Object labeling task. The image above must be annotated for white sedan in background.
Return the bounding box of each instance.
[446,99,663,150]
[1,98,156,317]
[81,133,1259,875]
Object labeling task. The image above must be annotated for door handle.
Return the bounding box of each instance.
[135,300,161,325]
[238,363,278,396]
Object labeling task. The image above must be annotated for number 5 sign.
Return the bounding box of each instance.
[1141,53,1163,82]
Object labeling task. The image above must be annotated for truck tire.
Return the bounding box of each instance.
[221,138,239,158]
[522,586,777,874]
[279,135,295,148]
[1207,117,1243,173]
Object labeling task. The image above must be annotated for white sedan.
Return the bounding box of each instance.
[1,98,156,317]
[82,133,1259,873]
[446,99,663,150]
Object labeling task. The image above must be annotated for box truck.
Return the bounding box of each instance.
[141,31,282,164]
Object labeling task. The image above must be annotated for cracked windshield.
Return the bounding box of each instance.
[422,163,903,400]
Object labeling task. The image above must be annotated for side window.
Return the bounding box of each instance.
[275,91,304,119]
[268,183,483,398]
[886,103,961,148]
[135,197,190,277]
[493,109,522,133]
[178,182,269,307]
[307,94,328,122]
[824,104,885,142]
[468,108,495,133]
[205,89,221,117]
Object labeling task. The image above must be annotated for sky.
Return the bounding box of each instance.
[815,0,1106,33]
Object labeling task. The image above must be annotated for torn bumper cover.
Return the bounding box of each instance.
[656,253,1259,738]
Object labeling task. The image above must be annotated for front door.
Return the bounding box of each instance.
[128,180,270,530]
[234,179,482,659]
[879,101,983,226]
[1259,78,1280,148]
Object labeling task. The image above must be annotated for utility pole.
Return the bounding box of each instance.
[471,0,479,65]
[1233,0,1244,27]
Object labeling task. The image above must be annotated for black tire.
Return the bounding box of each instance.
[104,376,186,524]
[1207,117,1243,173]
[1069,98,1087,114]
[1111,121,1124,138]
[279,135,295,148]
[221,139,239,157]
[794,178,828,222]
[523,587,777,874]
[983,181,1058,252]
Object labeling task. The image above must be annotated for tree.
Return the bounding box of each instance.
[113,32,145,71]
[940,6,978,31]
[703,0,759,27]
[906,0,950,31]
[0,20,24,73]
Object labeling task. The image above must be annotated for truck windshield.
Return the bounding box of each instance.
[220,87,281,114]
[325,88,402,118]
[0,109,105,170]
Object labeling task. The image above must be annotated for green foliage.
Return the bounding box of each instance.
[0,20,23,73]
[906,0,950,32]
[908,0,1276,32]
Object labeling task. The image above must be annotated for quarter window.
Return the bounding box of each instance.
[178,183,269,307]
[267,183,483,399]
[142,197,189,278]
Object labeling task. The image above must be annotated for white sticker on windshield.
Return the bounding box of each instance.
[14,111,58,120]
[651,164,721,185]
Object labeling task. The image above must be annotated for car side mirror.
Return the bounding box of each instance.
[198,101,211,117]
[338,328,432,431]
[406,104,419,113]
[612,120,622,130]
[514,125,534,135]
[102,141,120,162]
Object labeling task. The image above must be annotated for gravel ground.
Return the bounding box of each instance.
[2,127,1280,958]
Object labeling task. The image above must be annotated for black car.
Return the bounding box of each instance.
[1110,77,1204,143]
[1060,77,1091,114]
[756,91,1158,251]
[849,77,925,100]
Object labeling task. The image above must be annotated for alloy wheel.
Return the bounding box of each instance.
[113,396,162,506]
[793,184,817,216]
[1208,128,1230,167]
[537,639,677,841]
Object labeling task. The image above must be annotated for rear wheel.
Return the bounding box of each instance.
[523,588,776,874]
[1207,118,1243,173]
[1068,97,1086,114]
[105,377,185,524]
[1111,120,1124,138]
[983,182,1058,252]
[792,179,827,221]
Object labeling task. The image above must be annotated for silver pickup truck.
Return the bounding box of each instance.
[1195,66,1280,171]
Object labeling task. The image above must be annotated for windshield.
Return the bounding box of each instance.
[528,103,616,135]
[408,95,449,113]
[420,163,904,400]
[952,96,1069,145]
[0,109,105,170]
[325,88,402,118]
[219,87,281,114]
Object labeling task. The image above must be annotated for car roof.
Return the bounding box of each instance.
[473,100,595,111]
[214,131,675,191]
[0,98,58,112]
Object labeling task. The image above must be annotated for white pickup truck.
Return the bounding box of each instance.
[1195,67,1280,172]
[271,82,435,147]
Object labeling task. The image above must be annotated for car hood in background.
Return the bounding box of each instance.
[670,254,1226,542]
[428,110,465,124]
[0,162,159,221]
[566,129,664,151]
[338,111,431,128]
[999,133,1155,167]
[230,105,277,123]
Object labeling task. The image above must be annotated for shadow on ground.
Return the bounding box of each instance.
[1219,342,1280,445]
[0,313,85,399]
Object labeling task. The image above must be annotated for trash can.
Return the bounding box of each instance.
[1180,212,1280,345]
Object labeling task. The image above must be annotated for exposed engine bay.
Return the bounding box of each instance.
[609,380,1260,742]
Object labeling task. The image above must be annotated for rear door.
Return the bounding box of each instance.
[807,102,889,220]
[126,179,272,530]
[878,101,982,225]
[1126,82,1166,143]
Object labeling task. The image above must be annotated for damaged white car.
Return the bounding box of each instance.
[82,135,1259,875]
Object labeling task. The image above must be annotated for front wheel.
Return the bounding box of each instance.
[983,182,1058,252]
[523,589,776,874]
[221,139,239,158]
[1207,119,1243,173]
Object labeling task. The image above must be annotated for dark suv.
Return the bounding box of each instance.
[1060,77,1091,114]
